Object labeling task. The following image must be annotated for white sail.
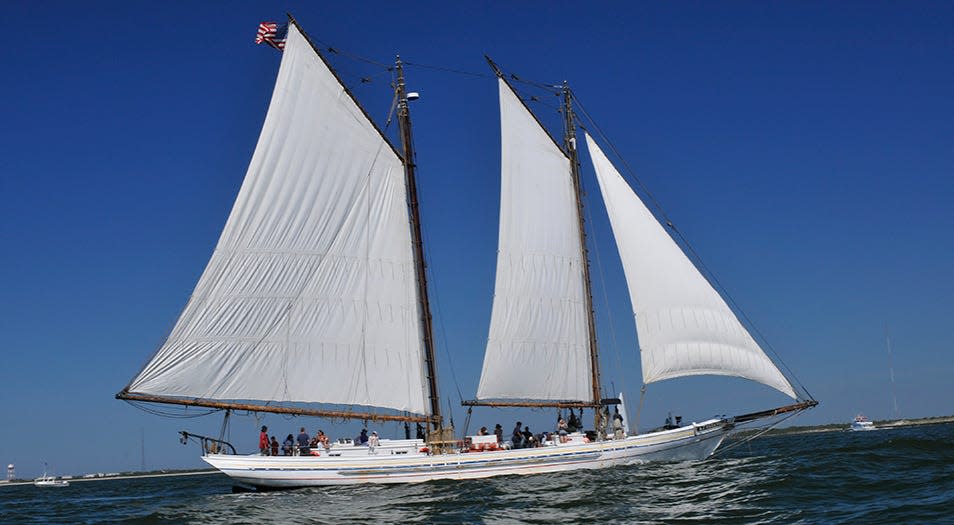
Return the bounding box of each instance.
[125,23,429,414]
[476,79,593,402]
[584,133,796,399]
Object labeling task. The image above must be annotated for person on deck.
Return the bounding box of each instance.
[259,426,269,455]
[478,426,489,436]
[416,423,426,441]
[494,423,504,444]
[357,428,369,446]
[282,434,294,456]
[368,431,380,449]
[568,409,581,432]
[297,427,310,455]
[612,407,625,439]
[317,430,330,450]
[270,436,279,456]
[512,421,524,449]
[522,426,536,447]
[557,417,569,443]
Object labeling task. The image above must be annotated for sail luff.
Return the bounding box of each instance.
[584,133,797,399]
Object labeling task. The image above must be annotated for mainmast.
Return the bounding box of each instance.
[395,56,443,433]
[561,82,603,430]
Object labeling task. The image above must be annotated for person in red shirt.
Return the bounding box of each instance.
[259,425,269,455]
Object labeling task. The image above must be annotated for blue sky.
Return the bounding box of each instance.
[1,2,952,477]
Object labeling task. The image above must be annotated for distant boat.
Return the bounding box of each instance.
[850,414,876,431]
[116,15,817,489]
[34,464,69,487]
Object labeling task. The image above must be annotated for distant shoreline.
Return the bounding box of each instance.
[0,469,220,488]
[734,414,954,438]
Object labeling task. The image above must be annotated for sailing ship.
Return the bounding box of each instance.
[117,16,816,489]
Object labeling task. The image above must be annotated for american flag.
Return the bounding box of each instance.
[255,21,287,51]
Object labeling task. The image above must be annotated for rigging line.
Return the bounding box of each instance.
[582,190,631,421]
[710,409,805,458]
[342,69,394,92]
[404,60,493,79]
[404,60,563,95]
[312,38,392,69]
[506,72,563,93]
[398,92,464,404]
[124,400,218,419]
[385,72,400,127]
[570,89,814,401]
[421,225,465,403]
[523,92,562,114]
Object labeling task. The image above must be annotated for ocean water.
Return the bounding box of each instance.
[2,423,952,524]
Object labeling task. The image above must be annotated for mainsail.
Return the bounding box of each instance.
[476,78,593,402]
[122,23,431,415]
[584,133,797,399]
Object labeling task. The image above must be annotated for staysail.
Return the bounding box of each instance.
[584,133,797,399]
[123,23,430,415]
[476,78,593,402]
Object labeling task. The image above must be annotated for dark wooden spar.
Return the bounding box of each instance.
[733,399,819,424]
[561,80,604,428]
[394,55,444,433]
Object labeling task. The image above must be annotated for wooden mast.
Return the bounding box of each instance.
[395,56,444,435]
[561,82,604,432]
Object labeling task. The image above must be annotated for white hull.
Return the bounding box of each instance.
[205,419,728,488]
[34,478,69,487]
[850,415,876,431]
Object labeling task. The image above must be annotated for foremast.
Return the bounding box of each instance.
[394,56,445,438]
[561,81,604,430]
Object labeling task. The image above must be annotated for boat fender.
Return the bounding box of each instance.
[419,446,429,453]
[309,450,320,456]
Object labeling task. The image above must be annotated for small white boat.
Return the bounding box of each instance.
[34,465,69,487]
[850,414,876,431]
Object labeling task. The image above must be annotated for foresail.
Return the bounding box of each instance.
[125,23,429,414]
[584,134,797,399]
[476,79,592,402]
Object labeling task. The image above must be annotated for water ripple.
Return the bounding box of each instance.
[1,424,952,524]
